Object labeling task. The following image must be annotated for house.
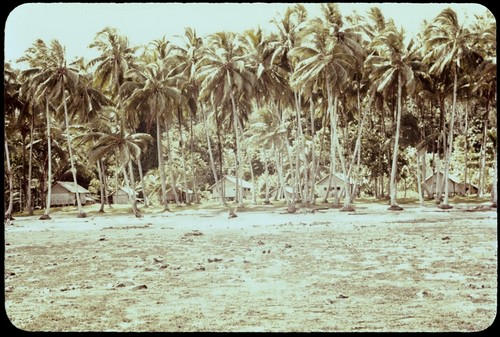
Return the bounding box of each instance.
[166,186,194,203]
[424,171,465,197]
[209,175,253,201]
[50,181,91,206]
[460,182,479,195]
[316,173,356,199]
[110,186,141,204]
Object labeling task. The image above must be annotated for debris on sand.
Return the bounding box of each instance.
[153,257,164,263]
[98,237,107,241]
[132,284,148,290]
[184,230,203,237]
[337,293,349,299]
[285,243,292,248]
[441,236,451,241]
[195,264,206,271]
[208,258,222,263]
[257,240,265,245]
[465,205,493,212]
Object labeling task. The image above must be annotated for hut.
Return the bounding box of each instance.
[50,181,91,206]
[424,171,464,197]
[110,186,142,204]
[209,175,252,201]
[165,186,194,203]
[316,173,356,199]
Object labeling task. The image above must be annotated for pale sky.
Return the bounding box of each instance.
[4,2,492,67]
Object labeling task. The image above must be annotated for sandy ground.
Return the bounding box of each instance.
[4,202,497,332]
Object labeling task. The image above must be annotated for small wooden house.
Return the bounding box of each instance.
[166,186,194,203]
[209,175,252,201]
[111,186,141,204]
[316,173,356,199]
[424,171,463,196]
[50,181,91,206]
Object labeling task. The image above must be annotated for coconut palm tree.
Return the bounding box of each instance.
[365,21,424,211]
[88,127,153,217]
[4,63,24,220]
[18,39,87,217]
[290,3,364,211]
[423,8,482,208]
[197,31,255,208]
[122,58,184,210]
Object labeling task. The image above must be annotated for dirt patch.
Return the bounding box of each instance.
[4,203,497,332]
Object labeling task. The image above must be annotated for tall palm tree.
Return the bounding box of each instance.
[122,58,184,210]
[291,3,364,211]
[18,39,86,217]
[423,8,481,208]
[4,63,24,220]
[198,31,255,208]
[365,21,424,211]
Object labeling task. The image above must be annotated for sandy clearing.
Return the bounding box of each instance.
[4,202,497,332]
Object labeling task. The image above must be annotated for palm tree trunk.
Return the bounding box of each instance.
[156,114,168,210]
[165,122,180,205]
[294,92,309,205]
[416,149,424,206]
[263,151,271,204]
[177,107,191,205]
[62,88,86,218]
[97,159,106,212]
[202,105,220,204]
[388,72,403,210]
[137,156,148,207]
[308,98,316,204]
[4,140,14,221]
[26,116,34,215]
[123,160,141,218]
[189,113,199,204]
[441,67,458,208]
[40,98,52,220]
[229,88,243,208]
[464,101,469,192]
[478,109,488,198]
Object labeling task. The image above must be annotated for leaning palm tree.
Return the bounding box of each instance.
[423,8,481,209]
[88,127,153,217]
[365,21,424,211]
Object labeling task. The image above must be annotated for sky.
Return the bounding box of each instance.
[4,2,493,67]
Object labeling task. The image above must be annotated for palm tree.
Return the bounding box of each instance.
[4,63,24,220]
[198,31,255,208]
[423,8,481,208]
[88,127,153,217]
[365,21,424,211]
[290,3,364,211]
[122,58,184,210]
[18,39,86,217]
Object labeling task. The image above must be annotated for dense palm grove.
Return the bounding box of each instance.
[4,4,497,219]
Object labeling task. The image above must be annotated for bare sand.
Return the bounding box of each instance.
[4,202,497,332]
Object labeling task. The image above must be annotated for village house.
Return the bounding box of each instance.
[209,175,252,201]
[316,173,356,199]
[110,186,142,204]
[424,171,478,197]
[50,181,91,207]
[166,186,194,203]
